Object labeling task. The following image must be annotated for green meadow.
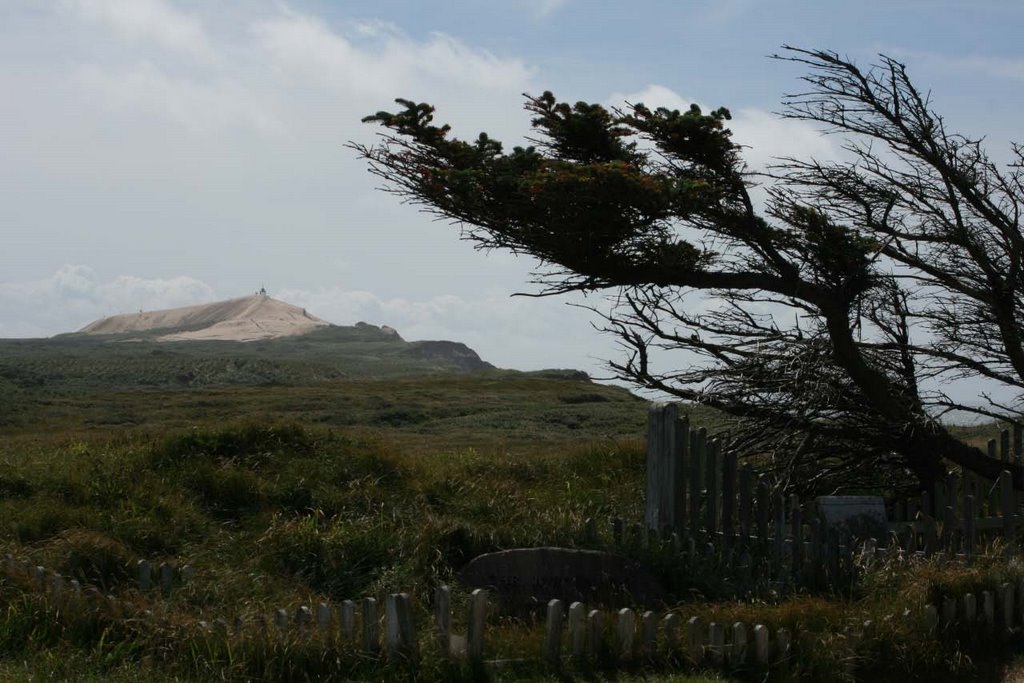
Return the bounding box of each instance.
[0,335,1020,681]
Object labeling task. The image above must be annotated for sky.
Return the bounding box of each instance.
[2,0,1024,384]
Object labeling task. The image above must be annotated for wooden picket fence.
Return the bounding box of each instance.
[642,403,1024,592]
[0,550,902,672]
[11,547,1014,676]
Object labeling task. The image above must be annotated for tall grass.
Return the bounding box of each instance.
[0,375,1017,680]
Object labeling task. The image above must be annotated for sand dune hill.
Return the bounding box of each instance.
[78,294,331,342]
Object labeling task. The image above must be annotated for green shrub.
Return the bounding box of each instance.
[50,530,135,590]
[256,512,402,599]
[152,423,316,468]
[3,501,97,544]
[186,463,265,517]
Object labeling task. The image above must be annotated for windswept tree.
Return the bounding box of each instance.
[354,47,1024,494]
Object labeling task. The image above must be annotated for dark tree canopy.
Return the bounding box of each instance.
[354,47,1024,494]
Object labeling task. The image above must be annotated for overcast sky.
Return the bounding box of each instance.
[3,1,1023,382]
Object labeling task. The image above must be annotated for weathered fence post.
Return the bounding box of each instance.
[296,605,312,634]
[159,562,173,596]
[134,560,150,591]
[316,602,332,633]
[756,477,770,544]
[708,622,724,664]
[690,429,706,531]
[275,608,288,632]
[544,599,564,666]
[965,495,977,558]
[722,449,737,547]
[732,622,748,664]
[739,464,754,540]
[340,600,356,642]
[1001,471,1017,557]
[1015,425,1023,469]
[363,597,380,654]
[705,440,721,535]
[641,610,657,658]
[646,403,685,532]
[435,585,451,656]
[686,616,704,662]
[467,589,487,661]
[753,624,769,663]
[386,593,417,662]
[1002,583,1015,634]
[568,602,586,661]
[775,627,792,663]
[983,591,995,630]
[617,608,636,661]
[942,596,957,627]
[663,612,681,655]
[587,609,604,658]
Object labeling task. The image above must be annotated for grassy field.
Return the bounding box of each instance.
[1,334,1023,680]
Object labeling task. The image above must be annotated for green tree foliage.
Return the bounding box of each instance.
[355,48,1024,493]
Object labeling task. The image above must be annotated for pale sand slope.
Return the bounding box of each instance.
[78,295,331,342]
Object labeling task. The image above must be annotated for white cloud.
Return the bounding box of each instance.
[249,10,534,103]
[61,0,215,62]
[76,61,287,136]
[523,0,571,19]
[0,266,215,337]
[885,48,1024,82]
[276,285,609,371]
